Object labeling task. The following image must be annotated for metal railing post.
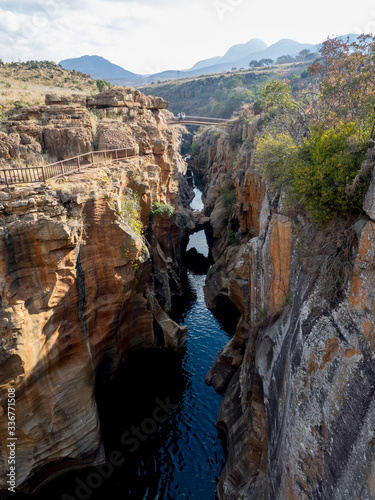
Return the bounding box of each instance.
[41,166,46,183]
[77,156,81,172]
[91,152,94,166]
[60,161,65,179]
[3,170,9,187]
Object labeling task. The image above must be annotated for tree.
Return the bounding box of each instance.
[254,132,298,192]
[259,79,310,140]
[296,49,311,61]
[293,123,368,223]
[260,58,274,66]
[276,55,296,64]
[96,79,111,92]
[308,34,375,134]
[249,60,262,68]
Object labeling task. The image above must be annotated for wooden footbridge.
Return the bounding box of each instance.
[0,148,136,187]
[167,116,234,127]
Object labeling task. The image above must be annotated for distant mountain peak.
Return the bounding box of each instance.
[220,38,268,63]
[59,55,140,81]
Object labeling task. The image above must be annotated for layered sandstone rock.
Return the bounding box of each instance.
[0,88,192,494]
[86,87,168,110]
[196,117,375,499]
[0,86,169,163]
[4,104,93,160]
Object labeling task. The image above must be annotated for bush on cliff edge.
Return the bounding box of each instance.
[255,121,369,224]
[254,34,375,225]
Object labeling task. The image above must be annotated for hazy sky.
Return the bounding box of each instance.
[1,0,375,74]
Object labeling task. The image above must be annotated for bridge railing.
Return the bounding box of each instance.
[0,147,136,187]
[183,116,232,123]
[167,115,234,126]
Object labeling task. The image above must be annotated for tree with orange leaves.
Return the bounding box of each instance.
[309,34,375,138]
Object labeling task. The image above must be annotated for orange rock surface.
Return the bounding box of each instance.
[0,87,189,493]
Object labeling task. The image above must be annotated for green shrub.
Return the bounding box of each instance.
[292,123,369,223]
[221,179,236,211]
[113,188,143,235]
[254,132,299,192]
[96,79,111,92]
[191,141,200,155]
[284,291,293,306]
[222,190,236,210]
[149,201,174,217]
[254,122,369,224]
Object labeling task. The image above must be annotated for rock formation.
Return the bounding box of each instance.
[195,117,375,499]
[0,87,194,494]
[0,87,170,163]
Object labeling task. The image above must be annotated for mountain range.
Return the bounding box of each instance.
[59,35,358,86]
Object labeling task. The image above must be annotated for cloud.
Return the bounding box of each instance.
[0,0,91,16]
[0,0,218,72]
[0,1,45,15]
[0,0,374,73]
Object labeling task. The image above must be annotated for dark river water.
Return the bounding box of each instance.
[12,187,235,500]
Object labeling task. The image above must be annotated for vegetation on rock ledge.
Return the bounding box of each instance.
[254,34,375,225]
[149,201,174,217]
[112,188,144,235]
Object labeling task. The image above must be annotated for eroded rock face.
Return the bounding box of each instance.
[4,104,93,160]
[0,86,169,164]
[86,87,168,110]
[0,88,191,494]
[197,117,375,499]
[0,131,42,161]
[0,167,190,492]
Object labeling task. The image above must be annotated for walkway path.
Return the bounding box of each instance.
[0,148,136,187]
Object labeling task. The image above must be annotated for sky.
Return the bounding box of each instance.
[0,0,375,75]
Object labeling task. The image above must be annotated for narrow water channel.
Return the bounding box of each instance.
[13,185,233,500]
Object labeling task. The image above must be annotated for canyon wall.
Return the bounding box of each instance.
[196,118,375,499]
[0,88,193,494]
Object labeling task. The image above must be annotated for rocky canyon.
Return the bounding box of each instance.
[1,84,375,500]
